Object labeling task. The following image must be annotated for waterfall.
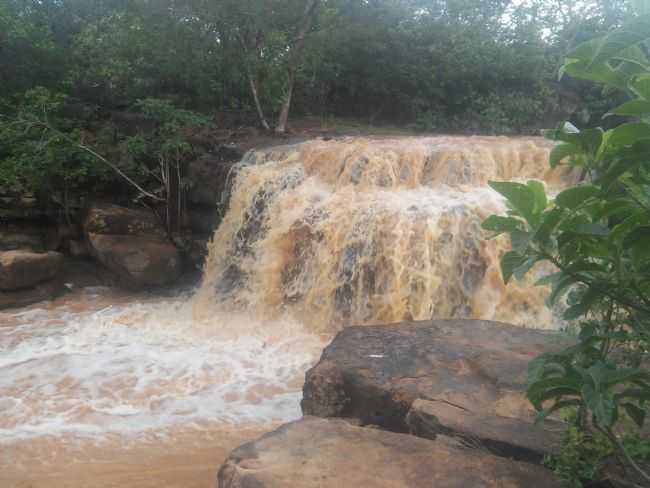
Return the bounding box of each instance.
[193,136,573,331]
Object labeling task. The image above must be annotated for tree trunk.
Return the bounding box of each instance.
[248,68,271,131]
[275,0,321,134]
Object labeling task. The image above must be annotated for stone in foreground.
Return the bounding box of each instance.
[218,417,561,488]
[302,319,569,461]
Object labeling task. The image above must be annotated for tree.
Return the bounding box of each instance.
[275,0,321,133]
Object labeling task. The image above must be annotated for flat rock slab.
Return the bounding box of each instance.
[302,319,570,461]
[218,417,561,488]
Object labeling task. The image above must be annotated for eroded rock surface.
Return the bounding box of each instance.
[218,417,561,488]
[302,319,570,461]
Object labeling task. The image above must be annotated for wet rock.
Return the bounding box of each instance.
[302,319,571,461]
[0,250,64,290]
[187,147,245,207]
[84,204,182,288]
[218,417,561,488]
[86,234,182,288]
[0,281,67,310]
[84,204,166,239]
[406,398,563,463]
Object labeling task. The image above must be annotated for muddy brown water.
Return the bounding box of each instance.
[1,136,573,487]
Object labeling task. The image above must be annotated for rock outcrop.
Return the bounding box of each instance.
[218,320,570,487]
[0,250,64,290]
[84,204,182,288]
[0,250,66,309]
[302,319,569,463]
[218,417,561,488]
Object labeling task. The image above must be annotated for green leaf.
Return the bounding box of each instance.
[549,275,578,306]
[563,305,585,320]
[513,256,538,281]
[543,122,579,142]
[589,14,650,65]
[622,402,646,427]
[610,211,650,243]
[527,355,548,385]
[527,180,548,216]
[537,399,583,422]
[608,99,650,117]
[528,377,580,409]
[563,288,600,319]
[544,126,603,156]
[563,57,630,92]
[481,215,523,235]
[550,143,582,168]
[500,251,528,284]
[555,185,599,209]
[574,223,610,236]
[632,73,650,99]
[534,208,564,244]
[488,181,537,224]
[599,122,650,159]
[602,368,650,388]
[582,383,616,427]
[510,229,531,253]
[624,226,650,268]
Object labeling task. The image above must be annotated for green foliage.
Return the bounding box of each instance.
[484,5,650,484]
[125,98,212,232]
[2,0,632,133]
[476,93,545,135]
[0,87,107,203]
[544,414,612,487]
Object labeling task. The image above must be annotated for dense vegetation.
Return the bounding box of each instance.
[0,0,639,226]
[0,0,636,128]
[1,0,638,226]
[484,3,650,485]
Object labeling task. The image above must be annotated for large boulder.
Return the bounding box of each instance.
[84,204,182,288]
[0,250,63,290]
[302,319,570,462]
[218,417,561,488]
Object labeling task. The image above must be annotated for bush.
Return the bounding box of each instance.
[483,5,650,486]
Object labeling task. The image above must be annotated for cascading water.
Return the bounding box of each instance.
[193,136,573,331]
[1,135,573,487]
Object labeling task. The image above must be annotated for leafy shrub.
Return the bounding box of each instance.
[483,4,650,486]
[125,98,212,233]
[0,87,108,218]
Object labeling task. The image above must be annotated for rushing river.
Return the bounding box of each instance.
[1,136,573,487]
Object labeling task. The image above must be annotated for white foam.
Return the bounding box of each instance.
[0,294,323,443]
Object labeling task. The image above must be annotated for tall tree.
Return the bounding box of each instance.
[275,0,321,133]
